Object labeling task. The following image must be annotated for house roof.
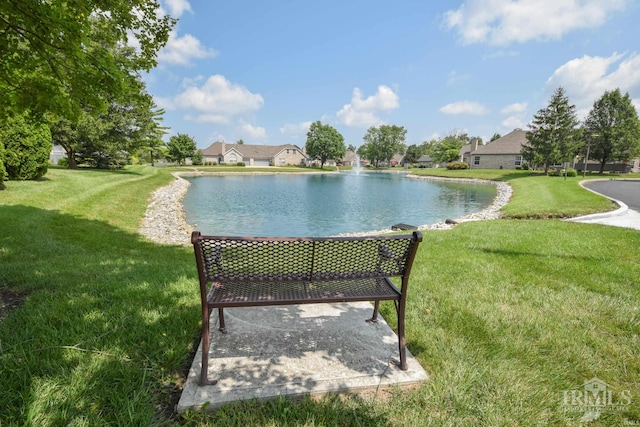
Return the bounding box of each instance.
[343,150,358,163]
[200,142,304,158]
[417,154,432,162]
[472,130,525,155]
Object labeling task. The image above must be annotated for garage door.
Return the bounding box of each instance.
[252,159,270,167]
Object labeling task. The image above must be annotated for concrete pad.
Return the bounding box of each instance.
[177,302,428,413]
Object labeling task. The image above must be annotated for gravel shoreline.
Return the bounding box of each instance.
[139,172,512,245]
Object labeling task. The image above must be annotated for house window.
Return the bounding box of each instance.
[279,158,286,165]
[474,156,480,165]
[515,155,522,166]
[229,153,237,163]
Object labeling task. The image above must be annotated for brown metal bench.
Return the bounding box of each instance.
[191,230,423,386]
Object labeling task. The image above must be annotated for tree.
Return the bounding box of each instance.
[522,87,580,174]
[0,1,174,120]
[583,88,640,173]
[361,125,407,167]
[490,133,502,142]
[50,78,163,169]
[167,134,197,165]
[0,140,5,189]
[0,113,52,180]
[404,144,423,164]
[305,121,346,169]
[430,132,467,164]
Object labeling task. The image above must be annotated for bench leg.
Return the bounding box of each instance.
[218,307,227,333]
[199,306,218,386]
[397,299,408,371]
[367,300,380,323]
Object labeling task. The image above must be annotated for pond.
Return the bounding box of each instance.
[182,172,496,237]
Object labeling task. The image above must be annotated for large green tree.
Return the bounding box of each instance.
[522,87,580,174]
[0,1,174,119]
[0,113,52,180]
[583,88,640,173]
[50,79,163,169]
[167,133,197,165]
[430,131,468,164]
[403,144,423,164]
[305,121,346,169]
[360,125,406,167]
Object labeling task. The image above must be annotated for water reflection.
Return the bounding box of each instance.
[182,173,496,237]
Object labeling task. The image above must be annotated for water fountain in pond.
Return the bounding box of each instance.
[353,154,362,175]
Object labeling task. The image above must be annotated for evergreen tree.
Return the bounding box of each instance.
[522,87,580,174]
[0,113,52,180]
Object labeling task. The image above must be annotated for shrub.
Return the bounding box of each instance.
[57,158,68,167]
[191,151,203,166]
[0,113,52,180]
[446,161,469,170]
[566,168,577,177]
[548,169,561,176]
[237,162,246,167]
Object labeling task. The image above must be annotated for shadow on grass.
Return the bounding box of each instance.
[0,205,399,425]
[0,205,201,424]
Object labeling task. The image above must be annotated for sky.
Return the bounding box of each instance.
[143,0,640,149]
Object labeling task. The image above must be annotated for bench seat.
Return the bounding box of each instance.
[206,277,401,307]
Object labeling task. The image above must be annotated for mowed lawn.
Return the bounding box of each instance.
[0,166,639,426]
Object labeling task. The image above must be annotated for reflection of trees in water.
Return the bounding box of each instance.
[184,174,496,236]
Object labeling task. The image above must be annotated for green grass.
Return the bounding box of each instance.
[1,166,639,425]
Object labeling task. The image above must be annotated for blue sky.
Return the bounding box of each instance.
[144,0,640,149]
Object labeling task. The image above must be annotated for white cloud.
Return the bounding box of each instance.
[164,74,264,123]
[440,101,490,115]
[280,121,313,136]
[444,0,628,45]
[336,85,399,127]
[163,0,192,18]
[544,52,640,118]
[238,122,267,139]
[500,102,527,114]
[499,102,528,131]
[502,115,526,129]
[157,31,217,66]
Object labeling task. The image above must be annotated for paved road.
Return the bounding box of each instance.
[583,179,640,210]
[568,179,640,230]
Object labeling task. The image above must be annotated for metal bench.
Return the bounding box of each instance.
[191,230,423,386]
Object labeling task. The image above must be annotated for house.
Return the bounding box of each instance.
[468,130,525,169]
[200,142,307,167]
[49,145,66,164]
[342,150,358,166]
[417,154,435,168]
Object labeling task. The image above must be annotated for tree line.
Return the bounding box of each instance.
[305,87,640,174]
[523,87,640,174]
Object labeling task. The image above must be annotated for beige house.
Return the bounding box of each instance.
[467,130,526,169]
[200,142,307,167]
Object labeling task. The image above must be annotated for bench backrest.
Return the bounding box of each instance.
[192,231,422,286]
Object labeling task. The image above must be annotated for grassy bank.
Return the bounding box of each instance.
[1,166,639,425]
